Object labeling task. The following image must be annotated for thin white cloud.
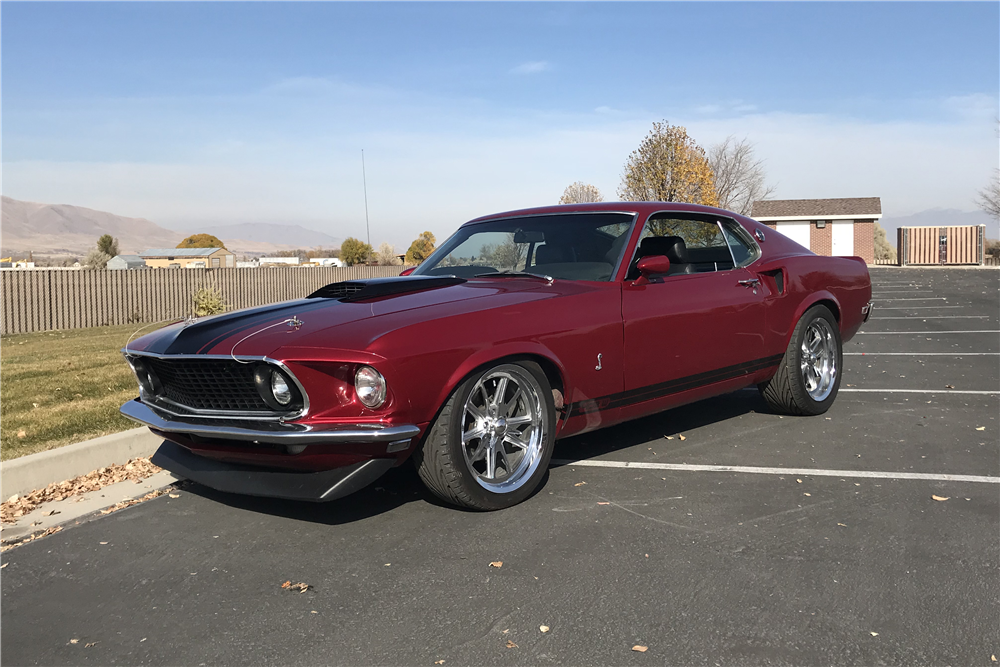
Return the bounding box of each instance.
[509,61,551,75]
[4,94,996,248]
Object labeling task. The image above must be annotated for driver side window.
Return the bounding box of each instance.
[628,215,732,278]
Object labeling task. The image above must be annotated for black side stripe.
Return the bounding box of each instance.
[567,353,784,417]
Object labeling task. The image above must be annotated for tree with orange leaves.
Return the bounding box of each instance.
[618,121,719,207]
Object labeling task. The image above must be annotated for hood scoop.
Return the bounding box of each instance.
[307,276,466,302]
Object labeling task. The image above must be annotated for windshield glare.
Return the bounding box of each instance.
[413,213,635,282]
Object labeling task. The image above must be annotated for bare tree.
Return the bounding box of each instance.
[376,242,401,265]
[708,136,777,216]
[977,169,1000,219]
[559,181,604,204]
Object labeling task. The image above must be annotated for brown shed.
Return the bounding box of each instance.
[897,225,986,266]
[751,197,881,264]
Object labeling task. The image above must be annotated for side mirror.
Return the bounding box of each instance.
[635,255,670,285]
[400,267,416,276]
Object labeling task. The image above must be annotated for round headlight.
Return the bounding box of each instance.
[128,358,159,396]
[271,371,292,406]
[355,365,387,409]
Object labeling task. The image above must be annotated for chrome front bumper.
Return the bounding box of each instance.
[120,399,420,446]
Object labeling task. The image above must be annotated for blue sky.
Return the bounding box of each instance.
[3,2,998,249]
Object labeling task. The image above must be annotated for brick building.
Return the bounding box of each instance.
[750,197,881,264]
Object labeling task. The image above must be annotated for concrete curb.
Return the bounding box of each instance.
[2,427,162,499]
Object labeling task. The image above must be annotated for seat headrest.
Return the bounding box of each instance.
[535,244,568,265]
[637,235,689,263]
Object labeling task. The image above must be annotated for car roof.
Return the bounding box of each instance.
[463,201,752,226]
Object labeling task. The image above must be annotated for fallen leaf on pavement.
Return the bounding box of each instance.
[489,561,503,568]
[43,510,60,517]
[70,639,79,644]
[796,479,802,484]
[85,642,98,648]
[837,523,847,527]
[678,434,686,441]
[664,436,674,440]
[945,384,955,389]
[99,542,108,545]
[0,563,7,569]
[931,495,949,502]
[574,482,586,487]
[280,581,311,593]
[803,493,811,497]
[434,660,445,665]
[17,430,26,439]
[597,502,610,505]
[990,655,996,662]
[168,494,180,499]
[506,640,518,648]
[633,645,648,652]
[870,632,879,637]
[539,625,550,633]
[976,427,985,431]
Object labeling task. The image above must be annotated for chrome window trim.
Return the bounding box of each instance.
[720,219,763,268]
[413,210,640,283]
[121,351,311,422]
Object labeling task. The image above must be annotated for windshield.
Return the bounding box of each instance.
[412,212,635,281]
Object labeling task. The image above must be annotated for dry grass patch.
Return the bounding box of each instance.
[1,323,166,460]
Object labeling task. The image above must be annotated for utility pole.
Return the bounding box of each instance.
[362,150,371,261]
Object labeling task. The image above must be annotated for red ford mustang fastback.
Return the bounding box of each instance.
[121,202,872,510]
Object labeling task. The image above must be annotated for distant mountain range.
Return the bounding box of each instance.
[1,196,181,256]
[175,223,341,251]
[0,196,341,257]
[879,208,998,240]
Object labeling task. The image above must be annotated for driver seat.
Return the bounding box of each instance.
[627,235,696,279]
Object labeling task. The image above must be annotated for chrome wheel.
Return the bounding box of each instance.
[460,366,546,493]
[800,317,837,401]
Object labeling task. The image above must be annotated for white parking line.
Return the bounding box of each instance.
[877,298,948,301]
[840,388,999,395]
[857,330,999,335]
[876,306,964,310]
[845,352,999,355]
[874,316,990,319]
[550,459,999,484]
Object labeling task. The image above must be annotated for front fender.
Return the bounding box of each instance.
[435,341,570,419]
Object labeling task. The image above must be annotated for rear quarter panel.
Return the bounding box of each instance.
[757,254,871,361]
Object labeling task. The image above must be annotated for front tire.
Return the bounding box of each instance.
[759,305,842,416]
[415,361,555,510]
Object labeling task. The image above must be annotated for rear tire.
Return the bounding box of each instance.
[415,361,555,510]
[759,305,842,416]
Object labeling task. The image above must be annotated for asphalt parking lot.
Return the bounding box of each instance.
[3,267,998,666]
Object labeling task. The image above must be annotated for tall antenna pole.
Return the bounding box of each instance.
[361,150,371,257]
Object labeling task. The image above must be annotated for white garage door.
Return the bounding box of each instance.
[775,222,811,250]
[832,221,854,256]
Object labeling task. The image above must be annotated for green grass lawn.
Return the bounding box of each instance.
[0,324,166,460]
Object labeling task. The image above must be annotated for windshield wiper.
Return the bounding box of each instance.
[474,271,553,282]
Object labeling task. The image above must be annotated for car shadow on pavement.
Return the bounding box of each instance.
[179,389,769,524]
[178,462,435,525]
[552,388,773,463]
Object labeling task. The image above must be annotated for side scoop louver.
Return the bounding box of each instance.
[307,276,466,301]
